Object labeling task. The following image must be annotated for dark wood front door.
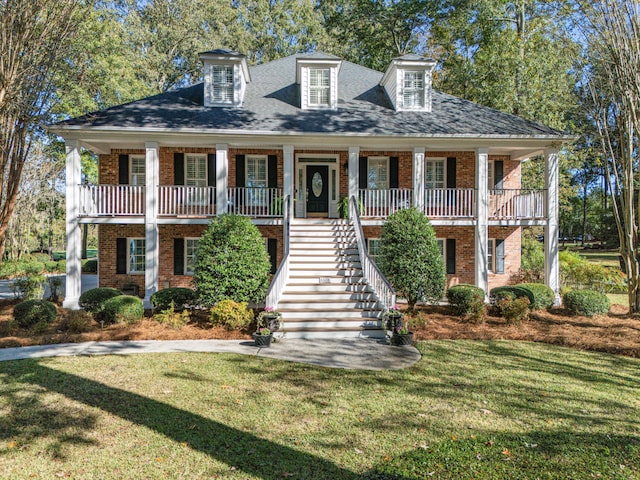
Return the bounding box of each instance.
[306,165,329,216]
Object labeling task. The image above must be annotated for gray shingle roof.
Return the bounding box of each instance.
[57,54,565,138]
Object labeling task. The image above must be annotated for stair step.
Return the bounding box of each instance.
[289,254,361,262]
[278,309,380,319]
[283,319,381,329]
[277,328,386,339]
[284,284,372,293]
[280,292,376,300]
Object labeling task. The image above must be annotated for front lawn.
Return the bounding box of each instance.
[1,341,639,479]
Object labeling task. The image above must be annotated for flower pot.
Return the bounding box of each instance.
[253,333,273,348]
[385,314,403,331]
[261,314,280,331]
[391,332,414,346]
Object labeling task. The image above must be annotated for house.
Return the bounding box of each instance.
[52,49,570,337]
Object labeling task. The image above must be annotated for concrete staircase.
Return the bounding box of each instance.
[277,219,385,338]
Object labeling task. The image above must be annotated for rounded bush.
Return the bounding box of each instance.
[519,283,554,310]
[56,260,66,273]
[24,262,45,275]
[13,299,57,328]
[498,296,530,324]
[82,259,98,273]
[79,287,123,313]
[210,299,254,330]
[150,287,197,311]
[101,295,144,325]
[45,261,58,273]
[490,285,535,306]
[447,284,485,315]
[564,290,610,317]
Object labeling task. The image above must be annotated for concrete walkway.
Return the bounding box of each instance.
[0,338,421,370]
[0,274,98,300]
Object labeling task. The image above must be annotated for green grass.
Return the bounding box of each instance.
[1,341,639,479]
[577,249,621,268]
[607,293,629,308]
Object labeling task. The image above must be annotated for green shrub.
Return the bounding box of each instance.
[13,300,57,328]
[194,214,271,307]
[154,302,190,329]
[56,260,66,272]
[101,295,144,325]
[519,283,554,310]
[47,276,64,303]
[498,296,530,324]
[0,261,19,278]
[210,299,254,330]
[378,208,446,310]
[59,310,94,333]
[82,259,98,273]
[44,261,58,273]
[560,250,625,293]
[79,287,123,313]
[490,285,535,306]
[24,262,45,275]
[564,289,610,317]
[26,253,51,263]
[150,287,197,311]
[446,284,486,323]
[0,319,18,336]
[11,275,45,300]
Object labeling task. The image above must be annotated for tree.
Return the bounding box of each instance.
[0,0,83,259]
[377,208,446,311]
[193,214,271,307]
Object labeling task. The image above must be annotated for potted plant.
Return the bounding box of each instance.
[382,305,403,332]
[257,306,282,332]
[391,320,414,346]
[253,327,273,347]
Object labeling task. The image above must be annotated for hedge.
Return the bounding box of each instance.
[490,285,535,306]
[563,290,610,317]
[150,287,197,311]
[79,287,123,313]
[446,284,485,317]
[101,295,144,325]
[13,299,57,328]
[518,283,555,310]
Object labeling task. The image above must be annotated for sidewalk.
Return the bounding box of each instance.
[0,338,421,370]
[0,274,98,300]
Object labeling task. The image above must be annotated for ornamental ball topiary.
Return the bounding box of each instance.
[377,208,446,311]
[79,287,123,313]
[13,299,57,328]
[446,284,486,322]
[101,295,144,325]
[519,283,555,310]
[563,289,610,317]
[210,298,254,330]
[193,214,271,308]
[150,287,197,311]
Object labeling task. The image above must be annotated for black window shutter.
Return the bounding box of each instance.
[207,153,216,187]
[446,157,456,189]
[495,160,504,190]
[174,152,185,185]
[389,157,399,188]
[267,155,278,188]
[496,239,505,274]
[116,238,127,274]
[236,155,246,188]
[446,239,456,274]
[118,154,129,185]
[359,157,368,189]
[174,238,184,275]
[267,238,277,274]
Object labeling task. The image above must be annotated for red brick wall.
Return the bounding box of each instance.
[98,224,146,293]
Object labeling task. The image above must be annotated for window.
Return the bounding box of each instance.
[487,238,496,273]
[403,71,425,109]
[130,155,145,186]
[368,157,388,190]
[437,239,445,259]
[185,238,199,275]
[425,159,445,189]
[487,160,495,192]
[128,238,145,273]
[367,238,381,261]
[309,68,330,107]
[185,154,207,187]
[247,155,267,205]
[212,65,234,104]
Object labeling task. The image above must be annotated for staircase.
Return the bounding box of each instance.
[277,219,385,338]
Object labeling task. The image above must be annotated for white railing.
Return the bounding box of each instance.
[489,189,546,219]
[265,196,291,309]
[358,189,413,218]
[78,184,145,216]
[158,186,216,217]
[350,195,396,311]
[227,187,283,217]
[424,188,475,218]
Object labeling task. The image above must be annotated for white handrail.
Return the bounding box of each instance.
[158,186,216,217]
[424,188,475,217]
[489,189,546,219]
[227,187,283,217]
[265,195,291,309]
[350,195,396,311]
[78,184,145,216]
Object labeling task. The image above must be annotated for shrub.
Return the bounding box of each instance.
[11,275,45,300]
[13,299,57,328]
[560,250,625,293]
[47,276,64,303]
[0,319,18,336]
[150,287,197,311]
[210,299,254,330]
[194,214,271,307]
[498,296,530,324]
[519,283,554,310]
[27,253,51,263]
[378,208,446,310]
[24,262,45,275]
[101,295,144,325]
[446,284,486,323]
[56,260,66,272]
[59,310,94,333]
[44,261,58,273]
[490,285,535,306]
[564,289,610,317]
[79,287,123,313]
[82,259,98,273]
[154,302,190,329]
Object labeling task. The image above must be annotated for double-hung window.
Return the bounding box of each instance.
[130,155,145,186]
[367,238,381,261]
[487,160,495,192]
[128,238,145,273]
[309,68,330,107]
[185,154,208,206]
[488,238,496,273]
[368,157,388,190]
[246,155,268,205]
[212,65,234,104]
[185,238,199,275]
[403,71,425,109]
[425,159,445,189]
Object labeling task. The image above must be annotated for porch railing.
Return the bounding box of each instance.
[227,187,284,217]
[78,184,145,216]
[265,195,291,309]
[424,188,475,218]
[158,186,216,217]
[350,195,396,311]
[358,188,413,218]
[489,189,546,220]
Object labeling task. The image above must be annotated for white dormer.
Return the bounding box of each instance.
[380,55,436,112]
[199,49,251,107]
[296,53,342,110]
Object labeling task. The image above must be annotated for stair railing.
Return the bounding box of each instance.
[349,195,396,310]
[265,195,291,309]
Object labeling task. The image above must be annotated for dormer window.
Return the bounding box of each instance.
[381,55,436,112]
[296,54,342,110]
[199,49,250,107]
[402,71,425,109]
[309,68,330,107]
[212,65,234,104]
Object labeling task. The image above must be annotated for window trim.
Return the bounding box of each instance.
[211,64,234,104]
[185,153,208,187]
[127,237,145,274]
[129,154,145,186]
[402,70,425,109]
[308,67,331,107]
[367,156,389,190]
[184,237,199,276]
[425,157,446,190]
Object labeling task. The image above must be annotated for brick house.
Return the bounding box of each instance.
[53,50,569,337]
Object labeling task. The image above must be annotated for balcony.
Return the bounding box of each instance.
[79,184,145,217]
[228,187,284,217]
[358,189,413,218]
[489,189,545,220]
[158,186,216,217]
[424,188,475,218]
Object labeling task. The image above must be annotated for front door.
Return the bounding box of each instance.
[306,165,329,216]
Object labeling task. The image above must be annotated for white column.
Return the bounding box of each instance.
[475,148,489,297]
[216,144,229,214]
[63,139,82,309]
[413,147,425,210]
[544,148,560,305]
[283,144,294,218]
[144,142,159,307]
[348,146,359,201]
